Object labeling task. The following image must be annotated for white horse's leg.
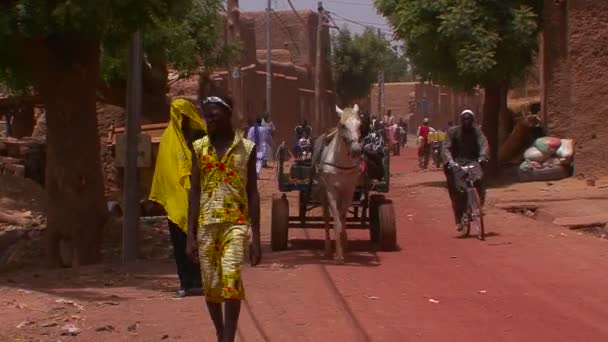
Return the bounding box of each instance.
[322,189,332,259]
[326,189,344,263]
[339,196,350,256]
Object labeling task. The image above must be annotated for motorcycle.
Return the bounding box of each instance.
[297,137,312,160]
[431,141,442,168]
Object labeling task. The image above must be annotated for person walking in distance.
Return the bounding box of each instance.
[247,117,272,178]
[187,95,262,342]
[149,99,205,297]
[417,118,436,169]
[261,112,275,167]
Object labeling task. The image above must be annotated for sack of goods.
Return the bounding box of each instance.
[523,146,548,162]
[534,136,562,156]
[555,139,574,159]
[518,136,575,181]
[428,131,446,142]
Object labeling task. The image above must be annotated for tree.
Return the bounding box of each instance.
[331,27,409,106]
[375,0,542,173]
[0,0,222,266]
[99,0,238,120]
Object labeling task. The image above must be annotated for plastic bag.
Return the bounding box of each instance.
[534,137,562,156]
[520,160,542,171]
[555,139,574,159]
[524,146,548,162]
[542,157,562,169]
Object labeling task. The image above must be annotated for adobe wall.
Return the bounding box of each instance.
[243,10,333,88]
[543,0,608,177]
[369,82,482,133]
[370,82,416,122]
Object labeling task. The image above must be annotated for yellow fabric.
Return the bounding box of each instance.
[149,99,207,232]
[192,133,255,226]
[198,223,250,303]
[428,131,446,142]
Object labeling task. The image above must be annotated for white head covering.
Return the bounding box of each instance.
[460,109,475,118]
[423,118,429,124]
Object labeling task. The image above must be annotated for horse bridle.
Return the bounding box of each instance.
[319,126,361,170]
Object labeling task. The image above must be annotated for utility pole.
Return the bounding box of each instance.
[123,30,143,263]
[266,0,272,119]
[227,0,244,126]
[314,1,324,133]
[377,28,385,119]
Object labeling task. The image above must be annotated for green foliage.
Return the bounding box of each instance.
[374,0,542,89]
[0,0,235,89]
[101,0,240,83]
[332,27,409,102]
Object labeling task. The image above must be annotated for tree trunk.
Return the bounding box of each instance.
[482,83,509,176]
[21,36,108,267]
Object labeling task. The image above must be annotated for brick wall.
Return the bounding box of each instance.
[542,0,608,177]
[371,82,482,133]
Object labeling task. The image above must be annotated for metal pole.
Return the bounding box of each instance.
[266,0,272,119]
[227,0,243,127]
[314,1,323,133]
[123,31,143,263]
[378,28,385,118]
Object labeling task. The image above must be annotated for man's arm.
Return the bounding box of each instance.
[416,126,421,137]
[442,128,455,165]
[247,146,260,237]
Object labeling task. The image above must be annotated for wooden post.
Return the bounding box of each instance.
[227,0,244,126]
[314,1,323,134]
[123,31,143,263]
[266,0,272,119]
[377,29,385,118]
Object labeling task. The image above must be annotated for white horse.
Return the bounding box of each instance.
[312,104,363,263]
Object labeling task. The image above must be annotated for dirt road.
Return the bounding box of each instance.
[2,147,608,341]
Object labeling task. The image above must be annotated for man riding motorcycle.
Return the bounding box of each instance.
[442,110,489,232]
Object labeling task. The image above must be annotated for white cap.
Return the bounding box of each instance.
[423,118,429,123]
[460,109,475,118]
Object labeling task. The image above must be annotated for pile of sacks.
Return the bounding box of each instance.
[520,137,574,171]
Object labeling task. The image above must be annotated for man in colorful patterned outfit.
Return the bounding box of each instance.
[187,95,262,342]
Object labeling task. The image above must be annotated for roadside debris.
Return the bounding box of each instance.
[61,324,81,336]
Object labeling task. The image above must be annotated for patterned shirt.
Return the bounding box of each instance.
[192,133,255,226]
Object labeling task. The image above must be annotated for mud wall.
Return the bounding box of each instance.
[370,82,416,123]
[543,0,608,177]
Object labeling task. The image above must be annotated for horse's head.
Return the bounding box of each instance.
[336,104,362,156]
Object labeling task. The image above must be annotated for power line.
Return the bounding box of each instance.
[325,0,374,7]
[327,11,392,34]
[286,0,307,27]
[271,9,303,57]
[326,13,343,33]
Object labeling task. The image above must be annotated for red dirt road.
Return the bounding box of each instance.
[3,147,608,341]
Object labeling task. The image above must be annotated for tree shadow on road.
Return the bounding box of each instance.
[411,180,448,188]
[0,260,184,303]
[262,239,382,268]
[453,232,501,240]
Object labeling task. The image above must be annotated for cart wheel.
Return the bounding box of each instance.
[378,200,397,251]
[369,194,385,244]
[271,194,289,251]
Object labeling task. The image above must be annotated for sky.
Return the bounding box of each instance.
[239,0,393,38]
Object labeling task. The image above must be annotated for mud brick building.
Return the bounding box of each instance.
[370,82,482,133]
[171,10,335,147]
[541,0,608,177]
